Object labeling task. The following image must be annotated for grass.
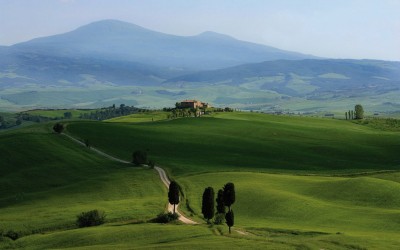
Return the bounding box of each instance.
[176,171,400,248]
[1,112,400,249]
[105,111,169,123]
[24,109,93,119]
[67,112,400,176]
[179,172,400,232]
[0,124,165,234]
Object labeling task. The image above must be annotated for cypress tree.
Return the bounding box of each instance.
[202,187,215,223]
[225,210,234,234]
[168,181,180,214]
[214,189,226,224]
[345,112,348,120]
[216,189,225,214]
[223,182,235,211]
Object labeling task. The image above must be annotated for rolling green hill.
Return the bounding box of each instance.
[1,113,400,249]
[67,112,400,175]
[0,124,165,234]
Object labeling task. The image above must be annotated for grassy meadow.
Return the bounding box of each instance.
[1,112,400,249]
[67,112,400,175]
[0,124,165,234]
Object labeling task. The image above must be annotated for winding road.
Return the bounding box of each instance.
[63,133,197,225]
[154,167,198,224]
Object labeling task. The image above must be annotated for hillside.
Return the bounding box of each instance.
[165,59,400,112]
[67,112,400,175]
[0,124,165,233]
[1,113,400,248]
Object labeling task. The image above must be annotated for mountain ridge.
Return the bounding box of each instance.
[6,19,317,69]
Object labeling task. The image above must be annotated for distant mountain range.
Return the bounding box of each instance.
[0,19,399,113]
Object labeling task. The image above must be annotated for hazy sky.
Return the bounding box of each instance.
[1,0,399,61]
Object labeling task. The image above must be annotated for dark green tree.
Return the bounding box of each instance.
[345,112,348,120]
[225,210,234,233]
[132,150,147,165]
[64,112,72,119]
[355,104,364,119]
[223,182,235,211]
[216,189,225,214]
[53,123,64,134]
[168,181,180,214]
[351,110,354,120]
[214,189,226,224]
[202,187,215,223]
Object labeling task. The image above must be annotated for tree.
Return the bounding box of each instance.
[202,187,215,223]
[351,110,354,120]
[345,112,348,120]
[225,210,234,233]
[355,104,364,119]
[214,189,226,224]
[168,181,180,214]
[132,150,147,165]
[53,123,64,134]
[216,189,225,214]
[223,182,235,211]
[64,112,72,119]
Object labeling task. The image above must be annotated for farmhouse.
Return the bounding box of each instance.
[180,100,209,109]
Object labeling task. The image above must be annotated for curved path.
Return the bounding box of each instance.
[63,133,197,225]
[154,167,198,224]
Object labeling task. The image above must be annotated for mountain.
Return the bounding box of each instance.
[8,19,316,70]
[1,19,399,113]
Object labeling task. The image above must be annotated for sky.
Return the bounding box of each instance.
[0,0,399,61]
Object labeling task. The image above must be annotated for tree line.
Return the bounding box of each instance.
[79,104,146,120]
[345,104,364,120]
[202,183,236,233]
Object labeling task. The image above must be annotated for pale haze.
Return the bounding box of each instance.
[0,0,399,61]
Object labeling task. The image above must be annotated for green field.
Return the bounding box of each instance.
[67,112,400,175]
[106,111,169,123]
[24,109,93,119]
[1,112,400,249]
[0,124,165,234]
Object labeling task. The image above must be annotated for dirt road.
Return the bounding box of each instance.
[154,167,198,224]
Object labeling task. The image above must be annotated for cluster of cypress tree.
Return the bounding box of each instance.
[201,182,235,233]
[345,104,364,120]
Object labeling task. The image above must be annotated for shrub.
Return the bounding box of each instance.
[154,212,179,223]
[148,159,155,168]
[4,230,20,240]
[214,213,225,225]
[53,123,64,133]
[76,210,106,228]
